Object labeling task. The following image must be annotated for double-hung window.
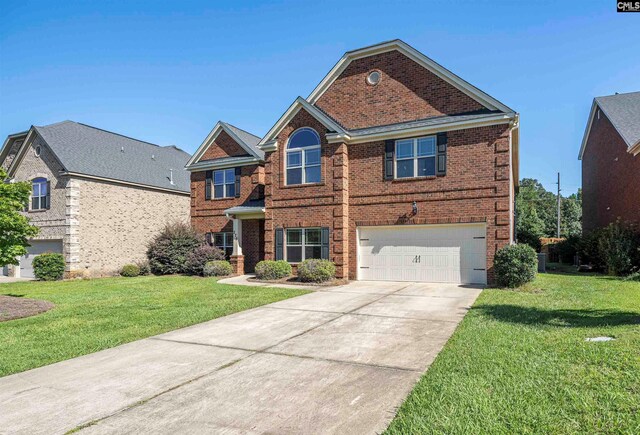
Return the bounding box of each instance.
[31,178,49,210]
[213,169,235,198]
[212,232,234,258]
[286,128,321,185]
[285,228,322,262]
[395,136,437,179]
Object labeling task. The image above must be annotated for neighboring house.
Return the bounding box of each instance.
[1,121,190,278]
[186,40,519,284]
[579,91,640,233]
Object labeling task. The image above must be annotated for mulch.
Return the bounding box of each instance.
[0,295,55,322]
[248,276,349,287]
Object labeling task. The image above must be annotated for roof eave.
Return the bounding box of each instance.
[186,121,262,168]
[185,156,262,172]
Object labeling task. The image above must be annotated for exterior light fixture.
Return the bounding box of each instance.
[412,201,418,215]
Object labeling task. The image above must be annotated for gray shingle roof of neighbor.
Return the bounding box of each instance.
[221,122,264,159]
[33,120,190,193]
[595,91,640,149]
[348,111,502,136]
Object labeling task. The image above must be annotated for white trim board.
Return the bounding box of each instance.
[186,121,262,168]
[61,171,190,196]
[257,97,347,149]
[307,39,514,114]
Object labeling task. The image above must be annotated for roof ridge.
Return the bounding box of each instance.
[73,122,165,149]
[222,122,261,141]
[597,90,640,99]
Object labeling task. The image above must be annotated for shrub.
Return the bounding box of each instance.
[135,260,151,276]
[623,271,640,282]
[147,222,204,275]
[557,235,581,264]
[297,259,336,283]
[32,253,65,281]
[255,260,291,280]
[120,264,140,277]
[203,260,233,277]
[517,231,542,252]
[579,229,606,270]
[597,221,640,276]
[184,244,225,276]
[494,243,537,288]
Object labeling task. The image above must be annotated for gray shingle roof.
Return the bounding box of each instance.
[348,111,501,136]
[34,121,190,193]
[221,122,264,159]
[224,199,265,215]
[595,91,640,149]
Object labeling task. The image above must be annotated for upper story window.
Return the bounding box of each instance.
[31,177,49,210]
[395,136,437,179]
[213,168,235,198]
[286,128,321,185]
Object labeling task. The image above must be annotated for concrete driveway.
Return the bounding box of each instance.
[0,281,481,434]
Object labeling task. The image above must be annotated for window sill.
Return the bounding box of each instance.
[28,209,48,213]
[391,175,439,183]
[281,182,325,189]
[209,197,239,201]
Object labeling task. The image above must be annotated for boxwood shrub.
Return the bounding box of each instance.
[255,260,291,280]
[120,264,140,277]
[494,243,537,288]
[32,253,65,281]
[184,244,225,276]
[203,260,233,277]
[297,259,336,283]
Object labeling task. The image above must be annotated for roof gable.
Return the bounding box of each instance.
[186,121,263,168]
[579,92,640,159]
[258,97,347,150]
[307,40,513,114]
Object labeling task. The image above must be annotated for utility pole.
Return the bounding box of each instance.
[556,172,561,238]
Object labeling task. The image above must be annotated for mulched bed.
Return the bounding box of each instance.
[0,295,55,322]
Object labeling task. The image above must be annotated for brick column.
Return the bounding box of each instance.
[230,255,245,275]
[263,151,274,260]
[332,142,349,279]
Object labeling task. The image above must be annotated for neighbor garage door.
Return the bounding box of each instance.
[357,224,487,284]
[20,240,63,279]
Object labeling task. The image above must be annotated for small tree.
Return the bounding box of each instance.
[0,168,39,266]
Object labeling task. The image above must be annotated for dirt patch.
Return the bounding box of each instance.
[0,295,55,322]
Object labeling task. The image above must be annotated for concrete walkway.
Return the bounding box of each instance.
[0,281,482,434]
[218,273,321,290]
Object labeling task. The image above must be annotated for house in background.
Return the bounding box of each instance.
[1,121,191,278]
[187,40,519,285]
[579,91,640,232]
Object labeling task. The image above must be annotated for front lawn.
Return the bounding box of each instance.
[386,271,640,434]
[0,276,307,377]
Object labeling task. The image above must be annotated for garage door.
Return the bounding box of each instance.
[357,224,487,284]
[20,240,63,279]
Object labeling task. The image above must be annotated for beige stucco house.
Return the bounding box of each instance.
[1,121,190,278]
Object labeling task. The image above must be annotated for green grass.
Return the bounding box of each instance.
[0,275,307,377]
[386,271,640,434]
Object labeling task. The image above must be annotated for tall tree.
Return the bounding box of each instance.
[0,168,39,266]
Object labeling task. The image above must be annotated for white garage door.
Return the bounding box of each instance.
[357,224,487,284]
[20,240,63,279]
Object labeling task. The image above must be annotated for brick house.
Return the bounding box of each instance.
[186,40,519,284]
[1,121,191,278]
[579,91,640,232]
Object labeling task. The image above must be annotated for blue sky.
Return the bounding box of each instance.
[1,1,638,195]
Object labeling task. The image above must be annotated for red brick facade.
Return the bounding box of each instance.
[582,111,640,232]
[315,50,485,130]
[190,45,516,282]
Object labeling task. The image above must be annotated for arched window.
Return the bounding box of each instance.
[286,128,321,185]
[31,177,49,210]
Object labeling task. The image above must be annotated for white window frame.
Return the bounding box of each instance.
[212,232,234,258]
[285,227,322,263]
[285,127,321,186]
[31,178,48,211]
[212,169,235,198]
[394,135,437,179]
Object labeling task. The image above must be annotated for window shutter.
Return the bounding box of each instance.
[321,227,330,260]
[384,140,394,180]
[437,132,447,176]
[45,180,51,209]
[234,167,241,198]
[205,170,212,200]
[275,228,284,261]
